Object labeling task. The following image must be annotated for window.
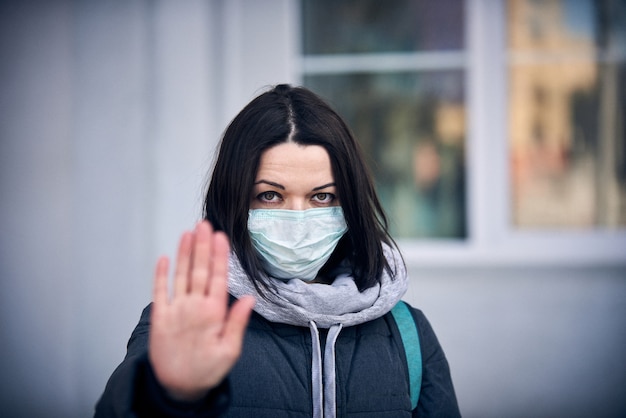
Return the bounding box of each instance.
[301,0,467,239]
[296,0,626,264]
[508,0,626,228]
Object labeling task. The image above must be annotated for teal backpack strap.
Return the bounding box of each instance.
[390,301,422,410]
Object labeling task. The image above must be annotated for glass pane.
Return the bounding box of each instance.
[302,0,464,54]
[508,0,626,228]
[305,72,467,239]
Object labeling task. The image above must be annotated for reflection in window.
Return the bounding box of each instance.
[508,0,626,228]
[301,0,467,239]
[302,0,464,54]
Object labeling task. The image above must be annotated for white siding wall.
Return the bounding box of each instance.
[0,1,624,417]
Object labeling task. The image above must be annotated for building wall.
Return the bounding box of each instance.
[0,1,624,417]
[405,264,626,417]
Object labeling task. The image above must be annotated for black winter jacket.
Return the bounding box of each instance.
[95,301,460,417]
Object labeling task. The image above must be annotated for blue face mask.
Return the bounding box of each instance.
[247,207,348,281]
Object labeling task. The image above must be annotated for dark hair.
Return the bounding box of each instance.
[203,84,398,293]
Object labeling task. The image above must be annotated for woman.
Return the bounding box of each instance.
[95,84,460,417]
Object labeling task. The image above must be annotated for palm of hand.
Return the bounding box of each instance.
[148,222,255,401]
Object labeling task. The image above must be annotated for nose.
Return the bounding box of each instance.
[284,199,309,211]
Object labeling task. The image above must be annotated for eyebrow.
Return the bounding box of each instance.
[254,180,285,190]
[312,182,336,191]
[253,180,335,192]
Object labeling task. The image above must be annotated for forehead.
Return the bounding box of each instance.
[256,143,333,181]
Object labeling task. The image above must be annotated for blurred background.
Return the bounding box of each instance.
[1,0,625,417]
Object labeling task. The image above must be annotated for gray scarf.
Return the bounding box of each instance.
[228,244,408,418]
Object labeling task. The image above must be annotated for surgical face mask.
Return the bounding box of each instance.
[247,207,348,281]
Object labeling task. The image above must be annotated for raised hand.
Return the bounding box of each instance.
[148,221,255,401]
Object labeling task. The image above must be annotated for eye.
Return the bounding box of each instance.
[257,191,282,203]
[312,192,336,204]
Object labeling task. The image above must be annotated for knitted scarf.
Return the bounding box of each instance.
[228,244,408,418]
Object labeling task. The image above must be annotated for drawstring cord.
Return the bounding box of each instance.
[309,321,343,418]
[309,322,323,418]
[324,324,343,416]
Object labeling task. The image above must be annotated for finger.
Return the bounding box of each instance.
[173,231,193,297]
[190,221,212,294]
[221,296,255,350]
[207,231,230,300]
[153,256,170,306]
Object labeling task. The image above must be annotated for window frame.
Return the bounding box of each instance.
[293,0,626,266]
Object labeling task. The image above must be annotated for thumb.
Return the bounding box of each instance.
[221,296,255,351]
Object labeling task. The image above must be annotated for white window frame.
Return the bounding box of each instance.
[463,0,626,267]
[293,0,626,266]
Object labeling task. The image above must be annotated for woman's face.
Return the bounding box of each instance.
[250,142,339,210]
